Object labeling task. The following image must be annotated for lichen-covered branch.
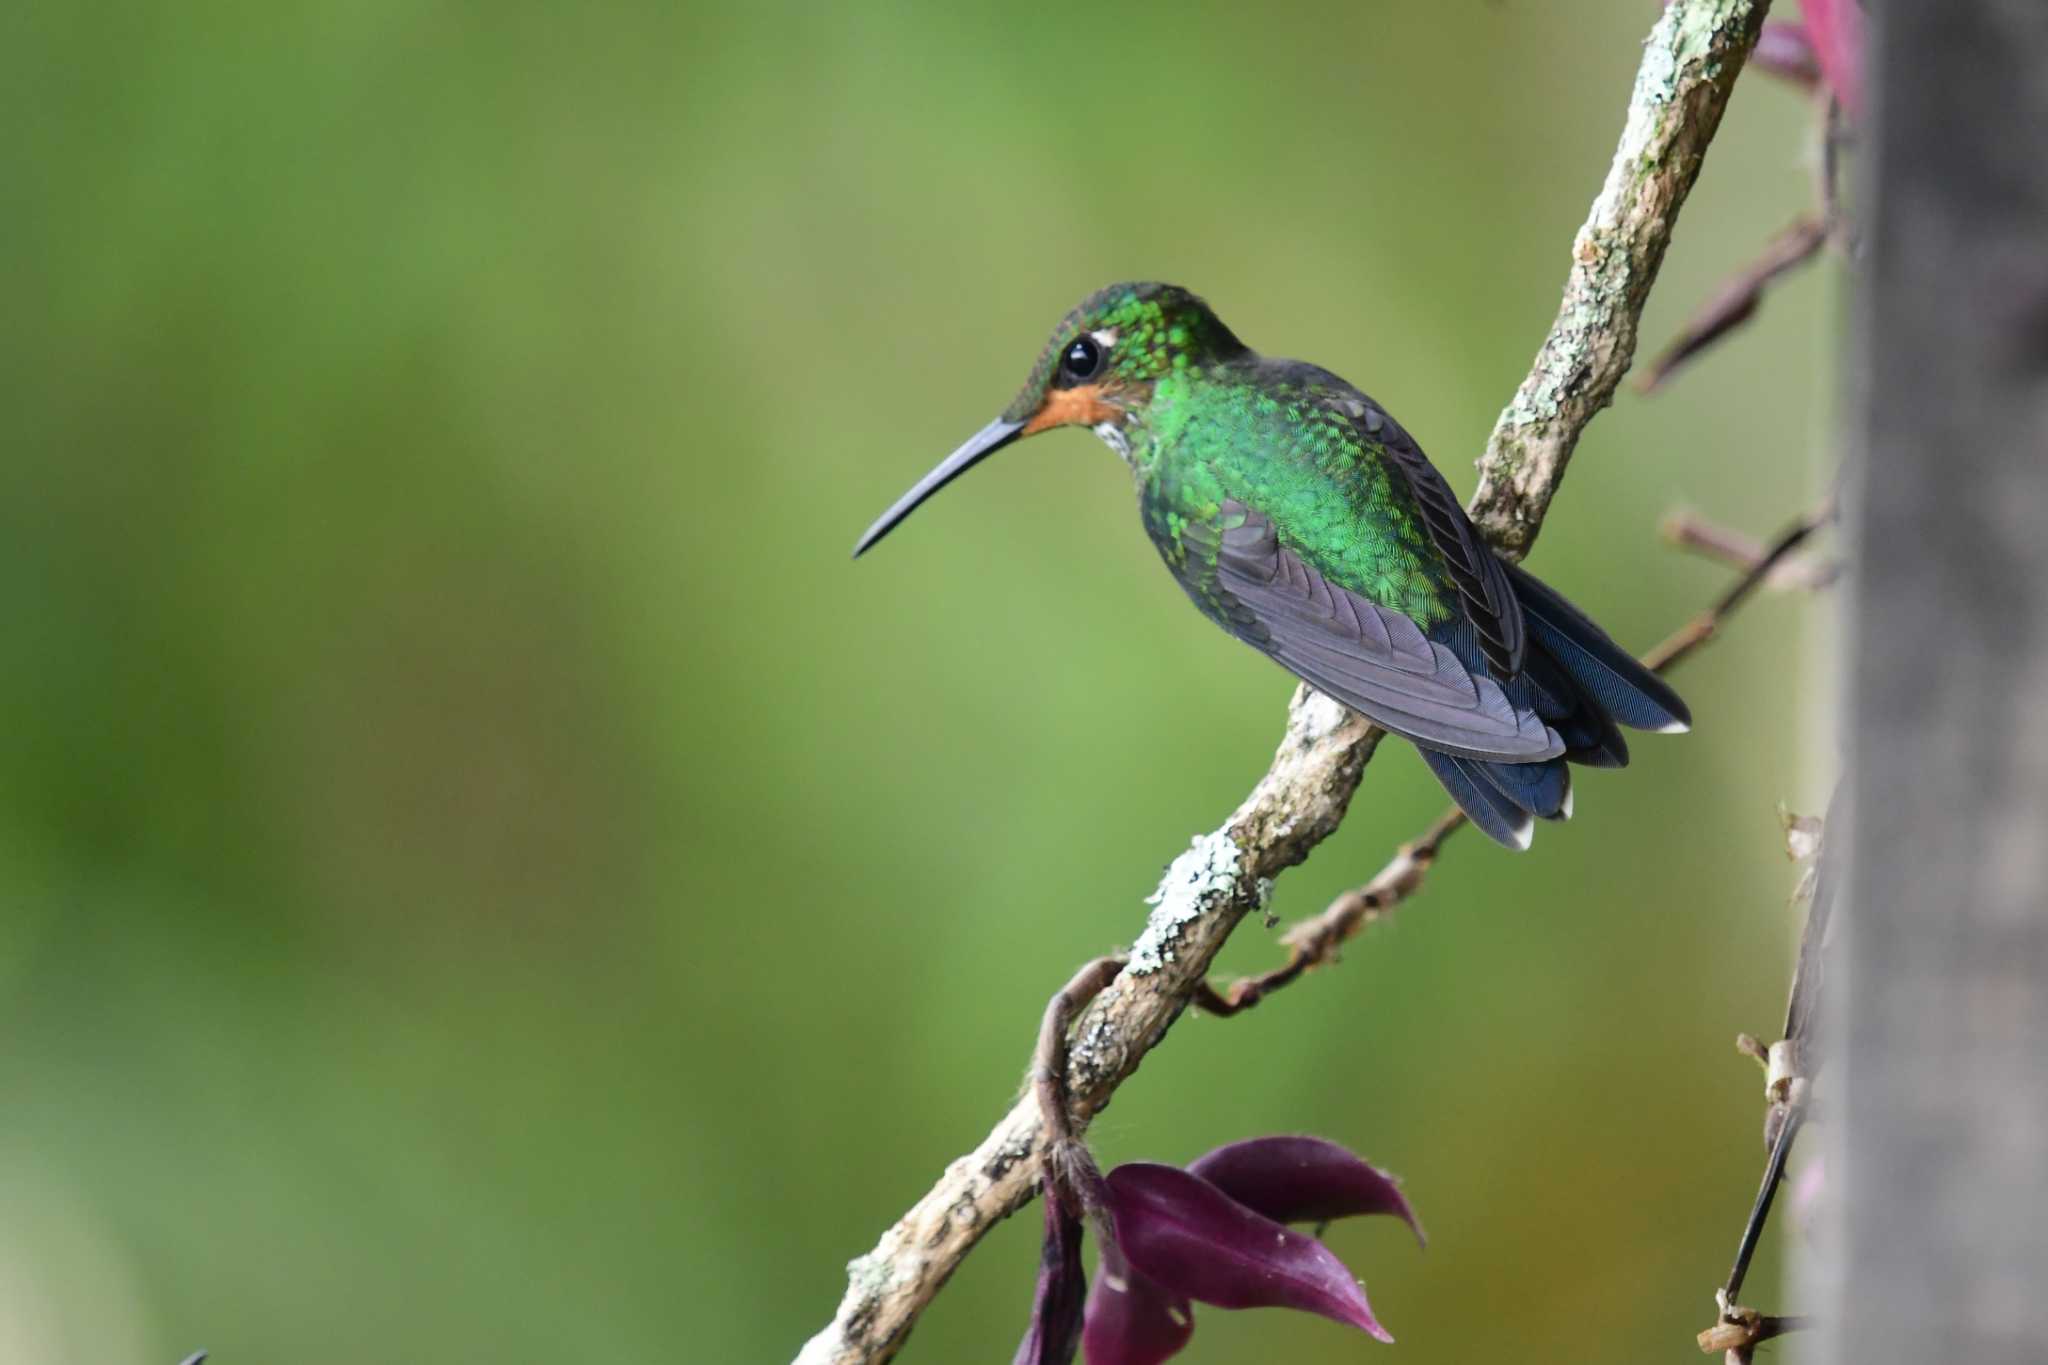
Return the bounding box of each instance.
[793,6,1769,1361]
[1193,808,1463,1017]
[1470,0,1772,559]
[792,697,1382,1365]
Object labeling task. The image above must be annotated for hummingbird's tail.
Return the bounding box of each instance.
[1504,562,1690,739]
[1419,564,1690,849]
[1417,748,1558,850]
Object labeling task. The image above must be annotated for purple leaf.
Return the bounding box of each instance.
[1013,1188,1087,1365]
[1187,1135,1425,1248]
[1798,0,1864,115]
[1104,1163,1393,1343]
[1081,1238,1196,1365]
[1753,21,1821,89]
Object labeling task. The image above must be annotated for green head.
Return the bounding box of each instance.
[853,282,1246,556]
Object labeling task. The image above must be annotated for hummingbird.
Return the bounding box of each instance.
[853,283,1688,848]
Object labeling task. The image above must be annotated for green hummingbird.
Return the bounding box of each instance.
[854,282,1688,848]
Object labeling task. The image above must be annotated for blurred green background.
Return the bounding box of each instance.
[3,3,1832,1362]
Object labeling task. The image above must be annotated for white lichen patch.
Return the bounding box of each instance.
[1294,688,1352,743]
[1128,831,1245,974]
[794,1249,913,1364]
[846,1250,894,1294]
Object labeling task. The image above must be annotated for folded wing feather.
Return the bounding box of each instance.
[1192,502,1563,762]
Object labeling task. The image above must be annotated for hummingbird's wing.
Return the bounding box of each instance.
[1324,391,1527,678]
[1175,500,1563,762]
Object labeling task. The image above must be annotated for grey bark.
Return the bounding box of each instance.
[1829,3,2048,1362]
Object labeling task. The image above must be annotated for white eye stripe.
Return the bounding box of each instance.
[1090,328,1118,348]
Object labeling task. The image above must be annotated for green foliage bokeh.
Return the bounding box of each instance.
[2,3,1829,1361]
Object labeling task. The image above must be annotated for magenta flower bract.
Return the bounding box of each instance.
[1081,1235,1194,1365]
[1017,1134,1421,1365]
[1188,1134,1425,1244]
[1797,0,1865,115]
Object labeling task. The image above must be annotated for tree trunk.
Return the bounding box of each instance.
[1832,3,2048,1362]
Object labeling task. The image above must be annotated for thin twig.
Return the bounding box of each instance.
[1725,1104,1806,1304]
[1636,215,1830,394]
[1032,957,1126,1177]
[1642,502,1832,673]
[1820,98,1858,257]
[1662,509,1840,590]
[793,7,1774,1359]
[1780,791,1838,1079]
[1195,809,1465,1016]
[1698,788,1838,1354]
[1640,73,1858,399]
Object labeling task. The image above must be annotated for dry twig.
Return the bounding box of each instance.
[1637,215,1830,394]
[1663,508,1840,590]
[1697,789,1837,1355]
[1698,1308,1812,1356]
[1638,85,1856,397]
[1032,957,1126,1168]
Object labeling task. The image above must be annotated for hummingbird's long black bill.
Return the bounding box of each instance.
[852,416,1026,557]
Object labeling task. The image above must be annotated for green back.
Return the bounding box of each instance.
[1131,361,1456,630]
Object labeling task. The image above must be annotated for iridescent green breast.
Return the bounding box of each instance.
[1134,367,1454,628]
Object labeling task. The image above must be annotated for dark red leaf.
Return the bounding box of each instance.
[1013,1188,1087,1365]
[1081,1239,1195,1365]
[1104,1163,1393,1343]
[1187,1135,1425,1248]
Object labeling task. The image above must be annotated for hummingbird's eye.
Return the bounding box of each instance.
[1059,336,1105,383]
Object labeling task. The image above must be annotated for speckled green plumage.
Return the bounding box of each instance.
[1134,365,1455,629]
[1001,286,1236,421]
[1001,282,1456,628]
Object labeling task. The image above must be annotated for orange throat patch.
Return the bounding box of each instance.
[1022,384,1122,435]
